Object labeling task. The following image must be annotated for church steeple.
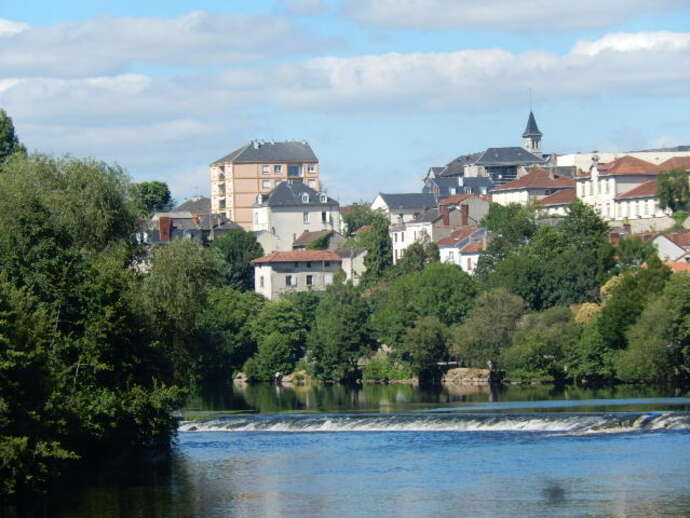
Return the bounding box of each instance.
[522,111,542,154]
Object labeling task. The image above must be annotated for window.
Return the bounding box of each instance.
[394,233,398,243]
[448,251,454,263]
[307,165,316,174]
[259,276,264,288]
[308,179,316,188]
[288,164,301,177]
[302,193,310,203]
[401,232,405,242]
[306,262,312,268]
[274,165,282,174]
[219,199,226,209]
[320,193,327,203]
[321,211,327,223]
[254,212,259,224]
[449,187,456,195]
[324,261,330,267]
[262,164,270,175]
[285,275,294,287]
[294,262,299,268]
[306,274,313,286]
[262,180,271,189]
[303,212,309,223]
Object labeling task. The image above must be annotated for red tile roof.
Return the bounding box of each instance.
[436,227,478,246]
[667,231,690,248]
[597,156,659,176]
[615,180,657,200]
[665,261,690,273]
[251,250,342,264]
[492,169,575,191]
[293,230,332,246]
[354,224,373,234]
[439,194,491,206]
[460,239,487,254]
[658,156,690,172]
[538,189,577,206]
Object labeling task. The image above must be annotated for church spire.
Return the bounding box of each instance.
[522,111,542,154]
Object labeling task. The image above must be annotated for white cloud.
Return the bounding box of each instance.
[0,19,28,37]
[343,0,690,31]
[573,31,690,56]
[0,11,336,78]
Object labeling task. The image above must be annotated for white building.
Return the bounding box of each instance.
[253,181,341,251]
[371,193,437,225]
[653,231,690,261]
[491,168,575,207]
[557,149,690,173]
[437,227,489,275]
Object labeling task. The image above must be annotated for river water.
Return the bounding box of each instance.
[49,384,690,517]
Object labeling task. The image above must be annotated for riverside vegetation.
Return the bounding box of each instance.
[1,108,690,504]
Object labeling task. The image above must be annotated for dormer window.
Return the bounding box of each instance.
[449,187,456,195]
[302,193,309,203]
[320,193,327,203]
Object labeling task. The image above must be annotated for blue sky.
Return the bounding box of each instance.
[2,0,690,204]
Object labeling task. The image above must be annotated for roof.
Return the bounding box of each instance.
[439,193,491,206]
[493,169,575,191]
[615,180,657,200]
[423,176,494,197]
[293,230,333,247]
[334,248,367,258]
[174,196,211,214]
[666,231,690,248]
[596,156,659,176]
[460,239,487,254]
[539,189,578,206]
[658,156,690,172]
[354,224,373,234]
[212,140,318,165]
[522,111,543,138]
[438,152,483,177]
[251,250,342,264]
[474,147,545,167]
[665,261,690,273]
[256,181,338,208]
[436,227,479,246]
[377,193,436,210]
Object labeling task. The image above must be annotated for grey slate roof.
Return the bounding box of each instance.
[256,181,338,208]
[474,147,545,166]
[212,140,318,165]
[423,177,494,198]
[522,111,542,138]
[174,196,211,214]
[439,152,483,177]
[378,193,436,210]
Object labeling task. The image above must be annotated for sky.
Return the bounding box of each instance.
[2,0,690,204]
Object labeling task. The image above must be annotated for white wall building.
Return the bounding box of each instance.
[490,169,575,207]
[371,193,437,225]
[437,227,488,275]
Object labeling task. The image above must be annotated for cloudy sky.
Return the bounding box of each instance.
[2,1,690,203]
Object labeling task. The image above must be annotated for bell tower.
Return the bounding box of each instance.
[522,111,542,154]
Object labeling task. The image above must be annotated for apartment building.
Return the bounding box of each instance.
[209,140,320,230]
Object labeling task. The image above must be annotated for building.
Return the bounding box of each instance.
[371,193,437,225]
[390,194,490,263]
[251,249,366,300]
[292,230,345,250]
[557,145,690,173]
[491,168,575,206]
[252,181,340,251]
[422,176,493,200]
[209,140,321,229]
[437,227,489,275]
[537,189,578,217]
[653,231,690,261]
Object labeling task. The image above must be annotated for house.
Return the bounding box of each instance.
[292,230,345,250]
[422,176,494,200]
[537,189,578,217]
[371,193,437,225]
[653,231,690,261]
[390,195,490,264]
[437,227,489,275]
[491,168,575,206]
[424,112,550,185]
[209,140,321,230]
[557,145,690,173]
[252,181,340,251]
[142,211,241,245]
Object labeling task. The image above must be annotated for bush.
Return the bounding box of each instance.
[362,357,414,383]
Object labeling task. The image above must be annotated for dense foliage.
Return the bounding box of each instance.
[657,169,690,212]
[133,181,173,214]
[0,109,26,163]
[211,228,264,291]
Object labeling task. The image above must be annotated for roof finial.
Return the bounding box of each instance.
[529,87,533,112]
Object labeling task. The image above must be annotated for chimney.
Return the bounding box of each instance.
[623,223,631,235]
[159,216,172,243]
[461,204,469,226]
[193,214,201,226]
[440,205,450,226]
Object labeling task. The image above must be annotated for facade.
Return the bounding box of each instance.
[252,182,340,251]
[437,227,489,275]
[537,189,577,217]
[209,140,321,230]
[491,168,575,206]
[371,193,437,225]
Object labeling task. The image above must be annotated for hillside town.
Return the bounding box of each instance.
[144,111,690,300]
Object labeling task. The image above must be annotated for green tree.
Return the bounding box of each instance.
[615,236,656,272]
[308,284,374,382]
[342,202,381,236]
[211,228,264,291]
[401,316,449,382]
[133,181,173,214]
[373,263,477,348]
[244,332,300,382]
[361,214,393,284]
[305,231,334,250]
[657,169,690,213]
[450,288,526,368]
[0,109,26,164]
[390,239,439,278]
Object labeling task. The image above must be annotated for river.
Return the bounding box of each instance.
[45,383,690,517]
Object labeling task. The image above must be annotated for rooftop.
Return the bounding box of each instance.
[658,156,690,172]
[615,180,657,200]
[251,250,342,264]
[293,230,334,247]
[439,193,491,206]
[256,181,338,208]
[493,169,575,191]
[212,140,318,165]
[522,111,543,138]
[377,192,437,210]
[538,189,578,206]
[174,196,211,214]
[436,227,479,246]
[474,147,545,167]
[597,156,659,176]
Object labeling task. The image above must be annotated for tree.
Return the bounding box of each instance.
[360,213,393,284]
[450,288,526,368]
[133,181,173,214]
[615,236,656,272]
[390,239,439,278]
[657,169,690,213]
[305,231,334,250]
[342,202,381,236]
[401,316,449,382]
[211,228,264,291]
[372,263,477,348]
[0,109,26,164]
[308,284,374,382]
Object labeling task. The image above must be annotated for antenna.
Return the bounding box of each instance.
[529,88,533,112]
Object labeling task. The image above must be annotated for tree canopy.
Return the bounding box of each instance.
[0,109,26,164]
[657,169,690,213]
[211,228,264,291]
[133,181,173,214]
